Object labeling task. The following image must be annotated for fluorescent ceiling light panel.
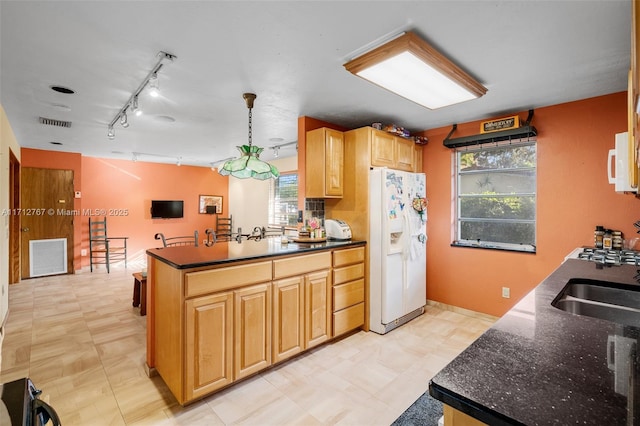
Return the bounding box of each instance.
[344,32,487,109]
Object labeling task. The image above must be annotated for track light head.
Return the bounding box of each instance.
[131,96,142,116]
[120,112,129,128]
[149,74,159,98]
[107,126,115,140]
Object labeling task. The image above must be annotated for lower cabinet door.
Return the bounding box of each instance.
[185,291,233,401]
[305,270,332,348]
[234,283,272,379]
[273,276,305,363]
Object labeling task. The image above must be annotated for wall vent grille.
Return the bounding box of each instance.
[38,116,72,128]
[29,238,67,277]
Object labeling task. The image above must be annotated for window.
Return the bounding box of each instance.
[454,140,536,252]
[268,173,299,227]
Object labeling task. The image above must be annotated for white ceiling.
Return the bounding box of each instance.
[0,1,631,167]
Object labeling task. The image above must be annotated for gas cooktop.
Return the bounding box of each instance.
[575,247,640,265]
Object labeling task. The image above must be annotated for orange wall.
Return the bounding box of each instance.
[21,149,228,270]
[421,92,639,317]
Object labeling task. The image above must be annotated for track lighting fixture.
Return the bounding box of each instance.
[268,140,298,158]
[107,51,176,139]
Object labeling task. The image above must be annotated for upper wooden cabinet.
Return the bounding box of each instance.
[359,127,419,172]
[414,144,423,173]
[306,127,344,198]
[632,0,640,190]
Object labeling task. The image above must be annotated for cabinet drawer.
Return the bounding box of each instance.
[185,261,272,298]
[333,279,364,311]
[273,252,331,279]
[333,263,364,285]
[333,247,365,267]
[333,302,364,336]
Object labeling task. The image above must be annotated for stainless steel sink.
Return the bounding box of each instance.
[552,279,640,327]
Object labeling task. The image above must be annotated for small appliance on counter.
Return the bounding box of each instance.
[325,219,352,241]
[0,377,60,425]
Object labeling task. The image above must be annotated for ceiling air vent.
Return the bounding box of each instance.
[38,116,72,128]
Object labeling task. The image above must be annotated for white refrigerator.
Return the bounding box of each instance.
[369,168,427,334]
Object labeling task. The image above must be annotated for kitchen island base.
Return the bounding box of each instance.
[145,240,366,405]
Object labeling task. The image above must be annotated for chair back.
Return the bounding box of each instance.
[88,217,128,273]
[89,217,108,241]
[216,215,233,240]
[155,231,199,247]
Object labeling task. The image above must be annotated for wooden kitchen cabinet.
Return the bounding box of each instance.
[371,130,396,168]
[395,136,415,172]
[632,0,640,191]
[332,246,365,336]
[273,252,332,354]
[305,269,332,348]
[356,127,418,172]
[306,127,344,198]
[414,144,423,173]
[234,283,272,380]
[185,291,233,401]
[148,242,366,405]
[272,276,304,363]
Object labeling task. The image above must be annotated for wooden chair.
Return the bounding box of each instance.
[89,217,128,273]
[154,231,199,247]
[216,215,233,241]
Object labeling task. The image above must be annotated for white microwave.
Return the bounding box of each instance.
[608,132,636,193]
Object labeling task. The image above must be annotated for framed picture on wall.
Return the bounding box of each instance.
[199,195,223,214]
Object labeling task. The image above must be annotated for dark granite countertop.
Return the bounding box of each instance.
[146,237,365,269]
[429,259,640,425]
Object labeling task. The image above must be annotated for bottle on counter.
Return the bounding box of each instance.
[594,226,604,249]
[612,230,623,250]
[603,229,613,250]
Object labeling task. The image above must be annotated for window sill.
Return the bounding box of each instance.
[451,241,536,254]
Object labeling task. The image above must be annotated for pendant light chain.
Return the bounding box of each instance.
[247,106,253,147]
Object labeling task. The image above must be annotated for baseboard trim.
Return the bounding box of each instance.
[426,300,499,323]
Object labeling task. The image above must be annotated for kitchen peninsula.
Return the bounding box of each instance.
[429,258,640,425]
[145,238,366,405]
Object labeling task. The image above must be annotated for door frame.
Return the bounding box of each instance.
[8,149,19,284]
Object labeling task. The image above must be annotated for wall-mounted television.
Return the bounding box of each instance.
[151,200,184,219]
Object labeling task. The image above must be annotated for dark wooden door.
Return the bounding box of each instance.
[20,168,74,278]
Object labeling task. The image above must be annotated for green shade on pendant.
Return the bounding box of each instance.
[218,145,280,180]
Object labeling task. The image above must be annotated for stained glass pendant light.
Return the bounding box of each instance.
[218,93,280,180]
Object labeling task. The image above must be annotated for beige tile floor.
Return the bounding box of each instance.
[0,266,496,425]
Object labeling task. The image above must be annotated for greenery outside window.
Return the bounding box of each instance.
[454,140,537,253]
[268,173,298,228]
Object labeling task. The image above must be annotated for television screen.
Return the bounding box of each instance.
[151,200,184,219]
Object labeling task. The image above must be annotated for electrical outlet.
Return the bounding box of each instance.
[502,287,510,298]
[81,249,87,256]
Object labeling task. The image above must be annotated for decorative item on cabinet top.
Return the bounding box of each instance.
[371,122,428,145]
